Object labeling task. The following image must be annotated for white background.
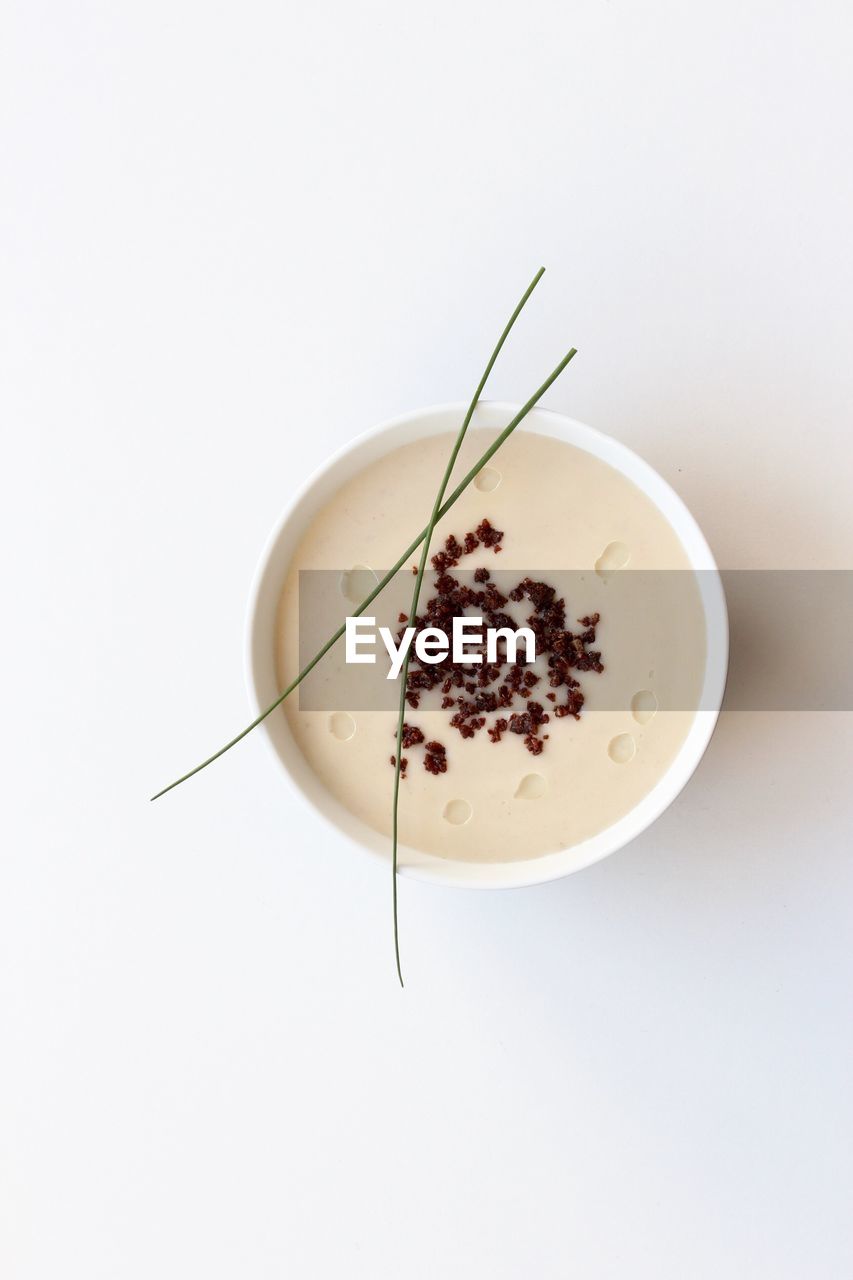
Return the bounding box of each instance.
[2,3,852,1277]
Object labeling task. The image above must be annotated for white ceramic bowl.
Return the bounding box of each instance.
[246,402,728,888]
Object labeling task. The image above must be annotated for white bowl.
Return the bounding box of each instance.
[246,402,728,889]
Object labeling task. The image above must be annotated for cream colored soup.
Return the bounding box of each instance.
[275,429,705,862]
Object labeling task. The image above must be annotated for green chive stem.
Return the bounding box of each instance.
[150,344,577,804]
[390,267,546,986]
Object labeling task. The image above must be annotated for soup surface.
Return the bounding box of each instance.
[275,428,705,862]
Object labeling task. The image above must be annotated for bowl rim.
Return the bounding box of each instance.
[245,400,729,889]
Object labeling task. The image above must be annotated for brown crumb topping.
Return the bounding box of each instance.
[400,723,424,749]
[389,520,604,773]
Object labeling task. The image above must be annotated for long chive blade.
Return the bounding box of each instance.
[391,267,546,986]
[150,344,577,803]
